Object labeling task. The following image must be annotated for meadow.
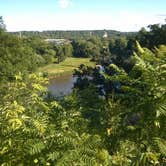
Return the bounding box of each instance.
[38,57,95,78]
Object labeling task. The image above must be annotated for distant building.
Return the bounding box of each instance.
[19,31,22,38]
[103,31,108,38]
[44,39,71,45]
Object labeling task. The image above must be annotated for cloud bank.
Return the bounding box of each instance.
[5,11,165,32]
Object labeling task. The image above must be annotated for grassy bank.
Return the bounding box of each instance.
[38,57,95,78]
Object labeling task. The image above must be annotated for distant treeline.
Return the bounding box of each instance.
[10,30,136,39]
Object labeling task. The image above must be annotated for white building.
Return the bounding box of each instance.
[103,31,108,38]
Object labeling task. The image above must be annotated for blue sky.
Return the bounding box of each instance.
[0,0,166,31]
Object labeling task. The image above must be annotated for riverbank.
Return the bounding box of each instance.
[38,57,95,78]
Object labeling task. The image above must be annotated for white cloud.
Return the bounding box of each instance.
[58,0,72,9]
[5,11,165,32]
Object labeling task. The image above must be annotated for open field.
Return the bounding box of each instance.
[38,57,95,78]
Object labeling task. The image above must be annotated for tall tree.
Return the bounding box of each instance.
[0,16,6,31]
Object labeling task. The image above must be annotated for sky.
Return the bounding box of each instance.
[0,0,166,32]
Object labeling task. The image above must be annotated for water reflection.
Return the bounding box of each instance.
[47,74,77,97]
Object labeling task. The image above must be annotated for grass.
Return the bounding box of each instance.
[38,57,95,78]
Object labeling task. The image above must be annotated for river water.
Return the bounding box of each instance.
[47,74,77,97]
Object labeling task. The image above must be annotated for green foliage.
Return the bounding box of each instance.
[109,37,135,72]
[0,16,6,31]
[137,23,166,49]
[55,45,66,63]
[104,43,166,165]
[0,17,166,165]
[0,32,41,82]
[0,73,109,165]
[23,37,56,65]
[73,42,166,165]
[0,73,49,165]
[72,38,105,59]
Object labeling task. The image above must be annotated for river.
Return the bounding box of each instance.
[47,74,77,97]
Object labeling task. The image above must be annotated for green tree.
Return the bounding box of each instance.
[137,22,166,49]
[0,16,6,31]
[0,32,40,82]
[54,44,73,63]
[63,43,73,57]
[104,43,166,165]
[55,45,66,63]
[73,42,166,165]
[23,37,56,65]
[0,73,110,165]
